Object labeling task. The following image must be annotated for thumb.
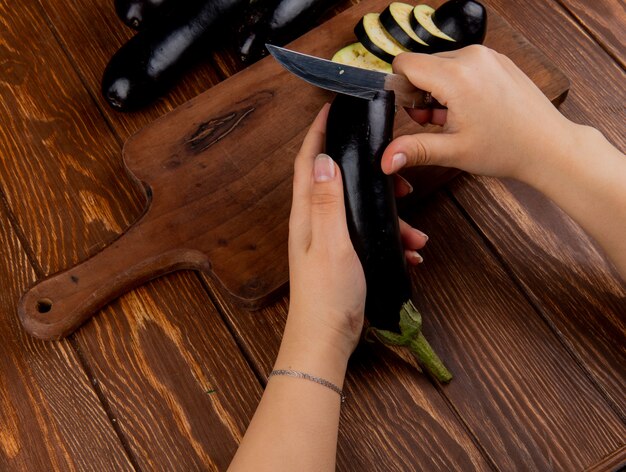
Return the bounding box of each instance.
[309,154,349,247]
[382,132,459,174]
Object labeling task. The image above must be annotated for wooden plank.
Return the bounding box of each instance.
[554,0,626,68]
[447,0,626,418]
[209,189,626,471]
[0,0,143,275]
[403,195,625,470]
[0,1,263,468]
[584,444,626,472]
[451,175,626,417]
[74,272,263,470]
[0,204,133,470]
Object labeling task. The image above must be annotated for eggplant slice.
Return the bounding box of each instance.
[332,42,393,73]
[355,12,409,64]
[410,4,457,52]
[380,2,430,53]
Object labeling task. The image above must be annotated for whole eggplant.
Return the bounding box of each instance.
[325,92,451,382]
[114,0,182,30]
[238,0,336,64]
[103,0,246,110]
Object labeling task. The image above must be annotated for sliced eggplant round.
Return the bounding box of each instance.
[432,0,487,46]
[355,12,409,64]
[379,2,429,53]
[332,42,393,73]
[410,4,457,53]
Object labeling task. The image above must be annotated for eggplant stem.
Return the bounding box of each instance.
[372,300,452,383]
[408,331,452,383]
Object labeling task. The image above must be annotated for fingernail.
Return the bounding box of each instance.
[398,175,413,194]
[391,153,407,173]
[413,229,428,241]
[314,154,336,182]
[413,251,424,263]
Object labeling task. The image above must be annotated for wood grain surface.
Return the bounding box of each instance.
[0,0,624,469]
[555,0,626,68]
[74,272,263,470]
[17,0,570,340]
[585,445,626,472]
[0,206,133,470]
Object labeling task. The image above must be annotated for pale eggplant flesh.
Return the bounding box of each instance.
[354,12,409,64]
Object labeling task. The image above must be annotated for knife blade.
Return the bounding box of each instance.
[266,44,443,109]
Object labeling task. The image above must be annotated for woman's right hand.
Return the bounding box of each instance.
[382,45,577,186]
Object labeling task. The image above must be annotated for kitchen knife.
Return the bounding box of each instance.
[266,44,444,109]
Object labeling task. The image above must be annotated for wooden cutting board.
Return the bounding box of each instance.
[18,0,570,340]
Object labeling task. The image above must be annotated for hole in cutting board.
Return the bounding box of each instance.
[36,298,53,313]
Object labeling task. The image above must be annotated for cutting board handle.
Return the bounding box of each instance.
[17,216,211,340]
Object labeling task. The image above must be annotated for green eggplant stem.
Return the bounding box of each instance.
[409,331,453,383]
[372,300,452,383]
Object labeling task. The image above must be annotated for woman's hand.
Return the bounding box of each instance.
[287,104,366,359]
[382,45,626,279]
[383,45,576,186]
[287,105,429,360]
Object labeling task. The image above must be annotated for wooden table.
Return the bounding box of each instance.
[1,0,624,470]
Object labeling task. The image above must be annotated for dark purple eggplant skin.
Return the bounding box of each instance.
[102,0,246,111]
[114,0,178,30]
[326,91,411,332]
[238,0,336,64]
[432,0,487,46]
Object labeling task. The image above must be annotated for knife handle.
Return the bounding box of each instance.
[385,74,446,109]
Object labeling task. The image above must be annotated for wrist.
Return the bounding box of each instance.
[516,120,593,191]
[274,310,352,388]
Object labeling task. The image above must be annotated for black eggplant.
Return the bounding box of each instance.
[326,91,451,382]
[237,0,336,64]
[102,0,246,110]
[432,0,487,46]
[114,0,181,30]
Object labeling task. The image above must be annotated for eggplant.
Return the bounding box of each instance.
[379,2,430,53]
[354,13,409,64]
[115,0,179,30]
[102,0,246,110]
[331,42,392,73]
[238,0,336,64]
[432,0,487,46]
[325,91,452,382]
[410,4,457,53]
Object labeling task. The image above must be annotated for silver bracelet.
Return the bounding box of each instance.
[269,369,346,403]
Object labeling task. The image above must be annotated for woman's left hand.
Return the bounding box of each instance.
[287,105,428,359]
[287,104,365,359]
